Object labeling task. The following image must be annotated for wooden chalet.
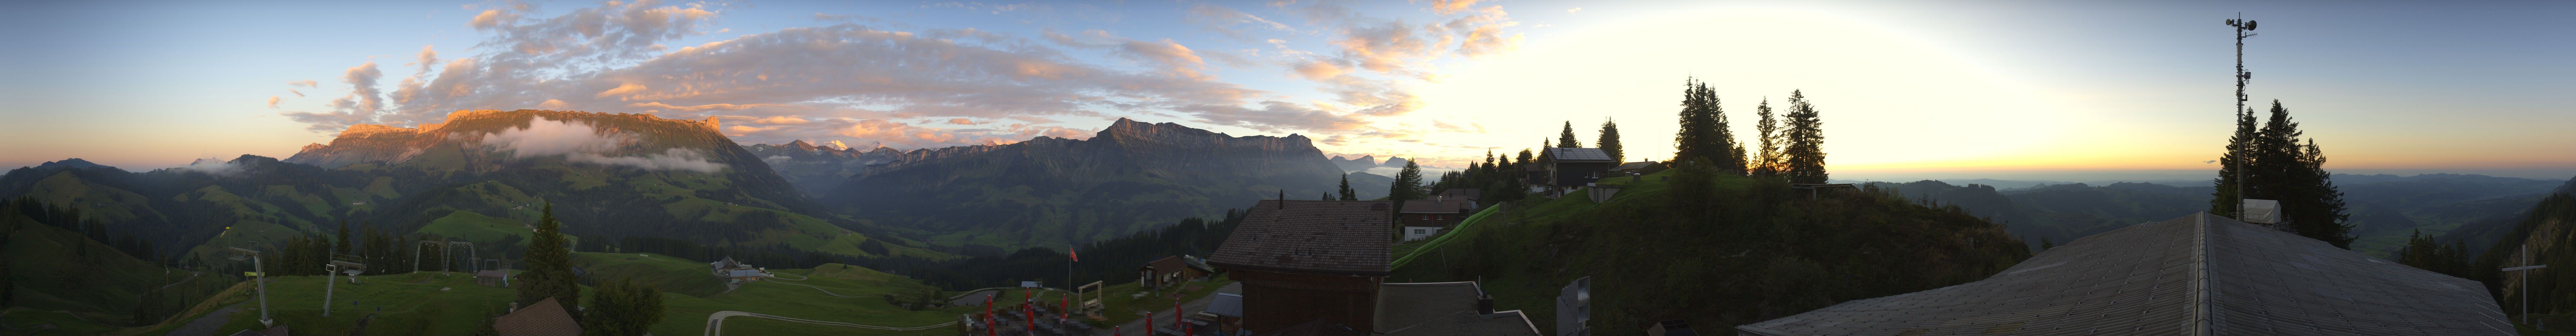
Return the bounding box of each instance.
[1543,148,1618,187]
[494,297,582,336]
[1433,188,1481,204]
[1139,255,1214,290]
[1210,200,1396,333]
[1396,199,1474,241]
[1520,163,1547,185]
[1736,213,2515,336]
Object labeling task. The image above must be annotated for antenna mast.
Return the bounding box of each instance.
[2226,13,2258,221]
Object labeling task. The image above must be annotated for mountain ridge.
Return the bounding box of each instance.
[821,117,1346,248]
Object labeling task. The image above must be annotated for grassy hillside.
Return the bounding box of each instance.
[130,257,975,336]
[417,210,535,246]
[572,252,727,297]
[1,208,232,333]
[1392,169,2030,334]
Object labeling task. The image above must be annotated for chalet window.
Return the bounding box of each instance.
[1414,229,1426,235]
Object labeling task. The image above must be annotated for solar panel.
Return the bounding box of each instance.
[1547,148,1614,162]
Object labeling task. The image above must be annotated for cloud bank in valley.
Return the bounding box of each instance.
[468,116,726,173]
[275,0,1523,163]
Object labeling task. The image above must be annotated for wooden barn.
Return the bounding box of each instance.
[1209,200,1395,333]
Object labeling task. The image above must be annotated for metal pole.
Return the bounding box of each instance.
[254,253,271,326]
[324,265,334,317]
[2232,12,2248,222]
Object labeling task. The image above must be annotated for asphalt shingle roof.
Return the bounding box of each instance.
[495,297,583,336]
[1736,213,2516,336]
[1210,200,1394,274]
[1545,148,1615,162]
[1374,282,1544,336]
[1399,200,1472,214]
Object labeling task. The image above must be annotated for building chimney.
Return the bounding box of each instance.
[1478,294,1496,315]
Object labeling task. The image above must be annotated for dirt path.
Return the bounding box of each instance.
[165,303,245,336]
[1097,282,1241,336]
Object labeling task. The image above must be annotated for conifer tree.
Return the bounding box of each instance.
[1707,82,1746,174]
[1389,160,1426,201]
[335,220,353,255]
[1558,121,1582,148]
[1672,79,1741,174]
[1598,118,1624,163]
[517,201,580,314]
[2211,101,2353,248]
[2210,106,2259,218]
[1780,90,1829,184]
[583,278,664,336]
[1338,175,1358,200]
[1755,97,1783,177]
[1516,148,1533,166]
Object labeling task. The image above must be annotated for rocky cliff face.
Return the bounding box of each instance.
[822,118,1346,247]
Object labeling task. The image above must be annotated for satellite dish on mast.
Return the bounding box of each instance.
[2246,20,2257,31]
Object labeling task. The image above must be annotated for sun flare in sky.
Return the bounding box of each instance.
[1407,7,2090,173]
[3,0,2572,179]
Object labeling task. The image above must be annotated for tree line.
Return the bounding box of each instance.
[2208,101,2354,248]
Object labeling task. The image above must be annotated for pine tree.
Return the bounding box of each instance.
[1707,82,1746,174]
[2214,101,2352,248]
[335,220,353,255]
[518,201,581,314]
[2291,137,2352,248]
[1780,90,1829,184]
[1755,98,1782,177]
[1338,175,1358,200]
[1672,78,1718,166]
[1672,79,1741,174]
[2210,106,2259,218]
[1598,117,1624,163]
[1558,121,1582,148]
[1389,160,1426,201]
[584,278,665,336]
[1515,148,1533,166]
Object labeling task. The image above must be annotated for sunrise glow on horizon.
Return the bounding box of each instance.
[5,1,2572,179]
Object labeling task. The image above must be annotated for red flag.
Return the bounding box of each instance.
[1069,247,1078,262]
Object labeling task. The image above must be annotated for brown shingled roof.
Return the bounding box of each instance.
[1210,200,1393,274]
[1398,200,1471,214]
[494,297,583,336]
[1435,189,1480,202]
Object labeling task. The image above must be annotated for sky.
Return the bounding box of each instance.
[3,0,2572,179]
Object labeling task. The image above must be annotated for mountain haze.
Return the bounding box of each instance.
[0,110,942,266]
[823,118,1346,248]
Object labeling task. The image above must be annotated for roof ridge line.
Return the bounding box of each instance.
[2189,213,2213,336]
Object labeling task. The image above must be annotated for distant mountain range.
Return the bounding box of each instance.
[1328,155,1410,173]
[813,118,1355,248]
[740,140,907,197]
[0,110,939,263]
[1873,173,2568,256]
